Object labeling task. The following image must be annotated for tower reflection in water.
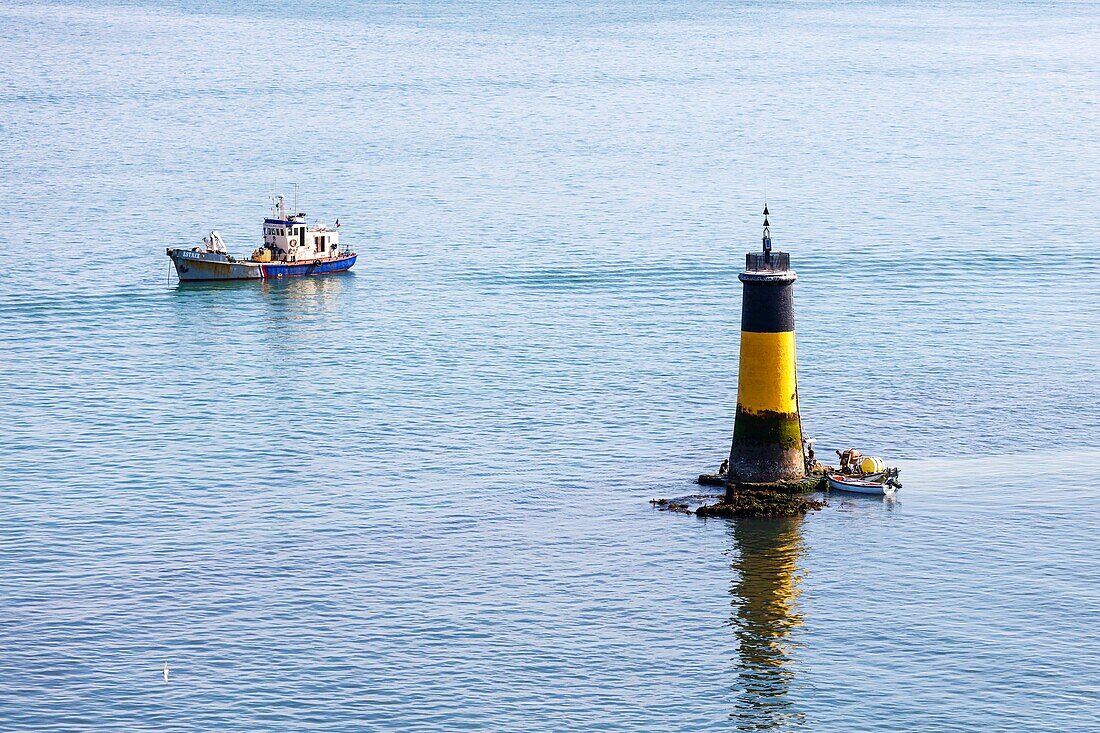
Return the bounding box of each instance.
[727,517,806,730]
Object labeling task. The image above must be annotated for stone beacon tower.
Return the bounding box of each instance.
[727,207,805,487]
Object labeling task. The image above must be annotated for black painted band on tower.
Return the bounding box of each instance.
[739,277,796,333]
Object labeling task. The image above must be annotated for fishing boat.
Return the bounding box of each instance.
[826,472,900,496]
[167,195,356,281]
[826,449,902,495]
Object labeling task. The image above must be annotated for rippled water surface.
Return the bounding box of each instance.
[2,1,1099,730]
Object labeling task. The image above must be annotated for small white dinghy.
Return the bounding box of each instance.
[826,472,900,496]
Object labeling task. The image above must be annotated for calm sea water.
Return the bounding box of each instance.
[2,1,1099,730]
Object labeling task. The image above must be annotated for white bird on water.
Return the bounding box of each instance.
[163,662,170,682]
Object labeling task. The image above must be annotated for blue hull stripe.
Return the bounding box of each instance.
[261,254,356,278]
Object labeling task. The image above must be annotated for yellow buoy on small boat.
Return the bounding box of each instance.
[860,456,885,474]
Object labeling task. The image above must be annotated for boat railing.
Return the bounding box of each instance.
[745,251,790,272]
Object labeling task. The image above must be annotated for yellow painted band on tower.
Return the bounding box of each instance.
[736,331,799,414]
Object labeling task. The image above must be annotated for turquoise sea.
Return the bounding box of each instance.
[2,1,1099,730]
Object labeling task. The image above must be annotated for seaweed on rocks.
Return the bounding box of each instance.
[654,476,827,518]
[694,488,826,519]
[697,473,827,493]
[649,497,693,514]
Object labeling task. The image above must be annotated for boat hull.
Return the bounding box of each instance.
[826,474,897,496]
[261,254,356,278]
[168,249,355,281]
[168,248,263,281]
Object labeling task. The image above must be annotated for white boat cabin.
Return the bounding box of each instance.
[256,194,341,263]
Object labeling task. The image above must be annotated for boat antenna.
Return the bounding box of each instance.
[293,183,299,214]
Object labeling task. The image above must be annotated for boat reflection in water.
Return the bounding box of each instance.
[727,518,807,730]
[261,270,350,313]
[259,270,350,305]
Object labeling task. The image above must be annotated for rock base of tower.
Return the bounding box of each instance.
[695,487,827,519]
[652,468,830,519]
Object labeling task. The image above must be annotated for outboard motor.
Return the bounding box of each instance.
[885,467,902,489]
